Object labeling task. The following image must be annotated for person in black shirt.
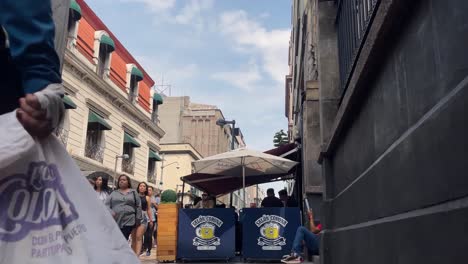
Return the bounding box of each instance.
[278,189,298,207]
[261,188,283,207]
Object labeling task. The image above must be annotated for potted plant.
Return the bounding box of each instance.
[157,189,179,262]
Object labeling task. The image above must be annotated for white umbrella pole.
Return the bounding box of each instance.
[242,157,246,208]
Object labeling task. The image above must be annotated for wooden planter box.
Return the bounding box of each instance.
[157,203,179,262]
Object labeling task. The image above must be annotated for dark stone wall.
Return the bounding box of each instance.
[323,0,468,262]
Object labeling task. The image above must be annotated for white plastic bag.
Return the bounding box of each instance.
[0,111,139,264]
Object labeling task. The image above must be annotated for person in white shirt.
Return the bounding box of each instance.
[94,176,110,203]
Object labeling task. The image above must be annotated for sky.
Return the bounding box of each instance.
[85,0,292,192]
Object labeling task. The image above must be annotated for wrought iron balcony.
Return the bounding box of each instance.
[84,143,105,163]
[336,0,381,94]
[54,126,69,147]
[147,172,156,184]
[122,158,135,174]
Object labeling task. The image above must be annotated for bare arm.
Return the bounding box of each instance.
[151,199,158,210]
[135,191,142,225]
[307,209,320,234]
[146,196,153,222]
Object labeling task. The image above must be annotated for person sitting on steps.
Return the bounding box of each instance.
[281,208,322,264]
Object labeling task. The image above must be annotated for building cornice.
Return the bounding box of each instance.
[64,49,165,139]
[160,143,204,160]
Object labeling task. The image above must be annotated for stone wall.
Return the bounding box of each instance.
[321,1,468,263]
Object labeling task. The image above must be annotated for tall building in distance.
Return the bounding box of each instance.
[158,96,236,157]
[158,96,256,207]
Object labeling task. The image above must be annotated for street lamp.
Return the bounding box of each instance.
[216,118,236,207]
[216,118,236,150]
[114,154,130,188]
[158,154,180,190]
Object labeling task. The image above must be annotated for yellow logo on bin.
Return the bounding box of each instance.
[261,223,279,240]
[197,224,214,239]
[255,215,288,251]
[191,215,223,251]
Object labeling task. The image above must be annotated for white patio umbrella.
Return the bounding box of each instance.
[192,148,298,207]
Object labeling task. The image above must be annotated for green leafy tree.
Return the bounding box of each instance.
[273,129,289,147]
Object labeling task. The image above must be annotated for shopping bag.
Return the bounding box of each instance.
[0,111,139,264]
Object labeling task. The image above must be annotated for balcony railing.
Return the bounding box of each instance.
[336,0,381,94]
[85,143,105,163]
[54,127,69,147]
[147,172,156,184]
[122,158,135,174]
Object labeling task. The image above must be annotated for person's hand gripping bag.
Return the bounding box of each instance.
[0,111,139,264]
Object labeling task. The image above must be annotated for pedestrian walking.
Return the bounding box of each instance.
[94,175,110,203]
[106,175,142,246]
[153,190,161,245]
[133,182,154,257]
[143,186,158,256]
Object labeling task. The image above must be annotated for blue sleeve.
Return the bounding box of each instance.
[0,0,61,94]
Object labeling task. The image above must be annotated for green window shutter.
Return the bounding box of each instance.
[100,35,115,52]
[70,0,82,21]
[149,149,162,161]
[62,95,77,109]
[153,93,163,105]
[131,66,144,82]
[88,112,112,130]
[124,133,141,148]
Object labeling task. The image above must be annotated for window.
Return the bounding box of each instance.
[55,111,70,146]
[122,144,134,174]
[127,65,144,103]
[94,33,115,78]
[152,93,163,122]
[67,0,81,49]
[85,111,111,163]
[56,95,77,146]
[122,132,140,174]
[151,104,159,122]
[85,129,104,162]
[147,149,161,183]
[97,43,111,77]
[147,159,156,183]
[129,75,139,103]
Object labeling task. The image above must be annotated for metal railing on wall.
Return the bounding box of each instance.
[85,143,105,163]
[122,158,135,174]
[54,126,69,147]
[336,0,381,96]
[147,172,156,184]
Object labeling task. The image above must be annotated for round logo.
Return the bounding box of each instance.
[196,223,215,239]
[260,223,279,240]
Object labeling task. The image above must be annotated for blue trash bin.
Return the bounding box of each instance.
[241,207,301,260]
[177,208,236,261]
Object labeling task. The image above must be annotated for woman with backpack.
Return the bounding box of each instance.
[106,174,142,251]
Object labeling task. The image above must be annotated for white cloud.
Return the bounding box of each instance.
[218,10,290,84]
[175,0,214,25]
[167,63,200,79]
[259,12,270,19]
[211,60,261,92]
[121,0,176,12]
[122,0,214,31]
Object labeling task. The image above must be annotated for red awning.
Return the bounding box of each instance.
[264,143,298,157]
